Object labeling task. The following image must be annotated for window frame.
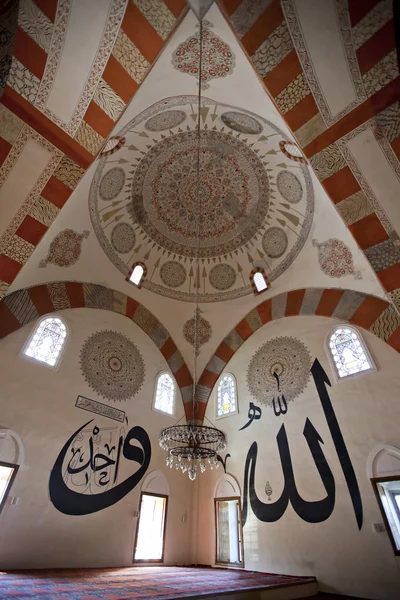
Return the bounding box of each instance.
[21,314,69,371]
[214,496,245,568]
[0,461,19,515]
[371,476,400,556]
[152,371,177,418]
[249,267,269,296]
[326,324,376,383]
[215,373,238,420]
[133,491,169,563]
[126,262,147,288]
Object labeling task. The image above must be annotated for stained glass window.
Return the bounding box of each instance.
[23,316,67,368]
[154,372,175,416]
[328,326,374,379]
[217,374,237,418]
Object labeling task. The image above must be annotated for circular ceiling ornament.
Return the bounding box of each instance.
[130,129,270,259]
[160,261,187,288]
[80,330,145,402]
[247,336,312,407]
[145,110,187,132]
[220,111,263,135]
[99,167,126,201]
[89,96,314,302]
[262,227,288,259]
[277,170,303,204]
[209,264,236,290]
[111,222,136,254]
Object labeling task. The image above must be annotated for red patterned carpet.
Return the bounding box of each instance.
[0,566,316,599]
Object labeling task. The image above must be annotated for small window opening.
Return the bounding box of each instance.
[250,267,269,296]
[134,492,168,562]
[328,325,375,380]
[22,316,67,369]
[153,372,176,416]
[0,461,19,514]
[216,374,237,419]
[371,477,400,555]
[128,262,147,288]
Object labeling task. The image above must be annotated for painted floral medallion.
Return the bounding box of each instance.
[172,21,235,89]
[90,96,314,302]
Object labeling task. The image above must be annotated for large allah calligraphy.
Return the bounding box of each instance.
[49,420,151,515]
[242,359,363,529]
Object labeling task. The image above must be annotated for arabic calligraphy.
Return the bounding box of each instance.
[239,402,262,430]
[242,359,363,529]
[49,419,151,515]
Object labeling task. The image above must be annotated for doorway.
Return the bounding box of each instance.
[134,492,168,562]
[215,496,244,567]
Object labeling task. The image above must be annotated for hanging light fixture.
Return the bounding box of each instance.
[159,14,227,481]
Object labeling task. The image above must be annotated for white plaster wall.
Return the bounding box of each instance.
[198,316,400,600]
[9,4,388,378]
[0,308,193,568]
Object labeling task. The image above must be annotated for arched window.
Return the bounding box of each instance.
[327,325,375,380]
[250,267,269,295]
[216,374,238,419]
[153,372,176,416]
[22,316,67,369]
[128,262,147,288]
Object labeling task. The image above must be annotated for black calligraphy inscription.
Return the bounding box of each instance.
[239,402,262,431]
[217,453,231,473]
[311,359,363,529]
[242,359,363,529]
[49,420,151,515]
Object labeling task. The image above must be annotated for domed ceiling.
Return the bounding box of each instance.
[90,96,314,302]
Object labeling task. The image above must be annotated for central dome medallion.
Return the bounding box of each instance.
[131,129,270,258]
[89,96,314,302]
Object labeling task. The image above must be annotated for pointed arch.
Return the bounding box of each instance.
[0,282,193,414]
[195,287,399,422]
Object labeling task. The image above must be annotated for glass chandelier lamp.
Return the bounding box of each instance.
[159,17,227,481]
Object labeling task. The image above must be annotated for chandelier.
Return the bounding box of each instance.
[158,12,227,481]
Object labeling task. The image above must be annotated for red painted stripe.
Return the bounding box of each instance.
[16,215,47,246]
[65,282,85,308]
[215,342,235,363]
[122,2,164,63]
[323,167,361,204]
[316,289,344,317]
[263,50,302,98]
[219,0,243,17]
[242,1,283,54]
[175,363,193,387]
[357,20,396,75]
[0,303,21,338]
[103,55,138,103]
[125,296,139,319]
[235,318,253,341]
[257,299,272,324]
[377,263,400,293]
[387,327,400,352]
[14,26,47,80]
[348,0,381,27]
[285,289,306,317]
[284,94,319,132]
[0,254,22,284]
[349,213,389,250]
[349,296,388,329]
[84,100,115,138]
[304,78,400,158]
[28,285,54,315]
[163,0,186,18]
[41,176,72,209]
[160,337,177,361]
[198,369,218,388]
[34,0,58,22]
[1,86,92,169]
